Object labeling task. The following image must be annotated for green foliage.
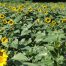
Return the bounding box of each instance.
[0,2,66,66]
[0,0,33,2]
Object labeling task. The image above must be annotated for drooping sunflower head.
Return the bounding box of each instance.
[44,17,51,23]
[0,49,8,66]
[8,19,14,25]
[0,14,5,19]
[1,37,8,44]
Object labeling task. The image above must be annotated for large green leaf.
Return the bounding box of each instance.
[12,53,28,61]
[10,39,18,49]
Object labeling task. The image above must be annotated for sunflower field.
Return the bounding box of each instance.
[0,1,66,66]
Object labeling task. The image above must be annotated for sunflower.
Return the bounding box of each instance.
[61,19,66,23]
[42,11,48,15]
[44,17,51,23]
[50,20,56,27]
[38,8,42,13]
[11,6,17,12]
[2,19,7,24]
[28,6,33,12]
[1,37,8,44]
[17,5,24,12]
[42,5,47,9]
[8,19,14,25]
[0,14,5,19]
[0,49,8,66]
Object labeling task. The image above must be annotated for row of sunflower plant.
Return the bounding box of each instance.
[0,2,66,66]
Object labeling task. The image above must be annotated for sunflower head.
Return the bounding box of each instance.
[50,20,56,27]
[28,6,33,12]
[11,7,17,12]
[43,11,48,15]
[42,5,47,9]
[44,17,51,23]
[2,19,7,24]
[17,5,24,11]
[38,8,42,13]
[8,19,14,25]
[0,49,8,66]
[0,14,5,19]
[1,37,8,44]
